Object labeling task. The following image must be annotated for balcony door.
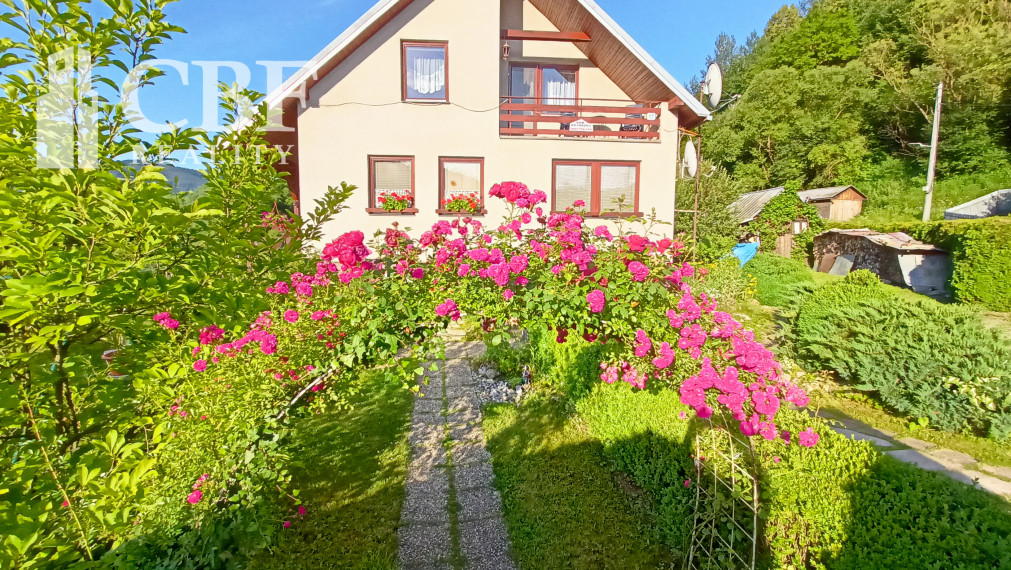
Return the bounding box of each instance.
[508,64,578,129]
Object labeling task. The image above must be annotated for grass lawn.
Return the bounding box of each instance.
[248,370,413,569]
[482,394,674,569]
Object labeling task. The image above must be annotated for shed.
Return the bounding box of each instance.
[729,187,811,257]
[797,186,866,221]
[943,189,1011,220]
[813,229,951,295]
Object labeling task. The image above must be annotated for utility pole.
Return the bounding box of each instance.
[922,81,943,222]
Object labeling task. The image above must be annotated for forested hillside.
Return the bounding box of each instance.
[678,0,1011,233]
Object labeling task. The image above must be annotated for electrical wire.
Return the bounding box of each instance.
[315,100,504,113]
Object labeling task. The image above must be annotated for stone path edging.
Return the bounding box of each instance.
[398,339,517,570]
[824,415,1011,498]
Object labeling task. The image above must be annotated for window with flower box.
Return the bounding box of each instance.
[368,156,417,214]
[438,157,485,215]
[552,160,640,216]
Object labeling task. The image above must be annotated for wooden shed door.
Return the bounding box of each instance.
[775,234,794,257]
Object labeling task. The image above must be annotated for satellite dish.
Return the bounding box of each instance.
[701,63,723,109]
[682,139,698,178]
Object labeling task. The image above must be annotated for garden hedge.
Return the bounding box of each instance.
[875,217,1011,311]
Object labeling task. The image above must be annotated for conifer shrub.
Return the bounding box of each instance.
[795,271,1011,437]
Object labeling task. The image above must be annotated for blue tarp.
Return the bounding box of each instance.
[731,242,760,267]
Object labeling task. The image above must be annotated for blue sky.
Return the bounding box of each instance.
[135,0,786,132]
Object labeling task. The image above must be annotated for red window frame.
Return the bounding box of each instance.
[367,155,417,214]
[401,40,449,102]
[551,160,640,216]
[509,63,580,105]
[437,157,486,215]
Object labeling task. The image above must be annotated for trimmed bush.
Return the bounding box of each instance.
[754,410,1011,569]
[744,253,818,307]
[796,271,1011,437]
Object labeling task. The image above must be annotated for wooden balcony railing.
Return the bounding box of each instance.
[499,97,664,141]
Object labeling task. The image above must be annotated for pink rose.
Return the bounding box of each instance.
[627,261,649,282]
[798,428,820,448]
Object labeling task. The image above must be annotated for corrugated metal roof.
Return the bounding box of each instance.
[729,187,784,224]
[797,185,866,202]
[818,229,946,252]
[944,189,1011,220]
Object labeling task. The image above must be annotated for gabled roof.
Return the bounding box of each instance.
[264,0,709,124]
[729,187,784,224]
[528,0,709,121]
[797,185,866,203]
[265,0,413,110]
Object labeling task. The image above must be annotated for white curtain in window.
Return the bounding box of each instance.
[411,56,445,95]
[543,69,576,106]
[443,161,481,194]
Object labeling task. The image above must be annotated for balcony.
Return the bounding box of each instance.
[499,97,663,142]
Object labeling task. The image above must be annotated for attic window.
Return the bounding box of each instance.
[402,41,448,102]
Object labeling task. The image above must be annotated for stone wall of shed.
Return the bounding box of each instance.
[813,234,905,285]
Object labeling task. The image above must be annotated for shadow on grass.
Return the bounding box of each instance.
[482,395,689,570]
[246,372,414,570]
[827,454,1011,569]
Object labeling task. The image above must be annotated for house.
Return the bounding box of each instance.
[813,229,951,295]
[797,185,866,221]
[944,189,1011,220]
[729,187,811,257]
[262,0,709,241]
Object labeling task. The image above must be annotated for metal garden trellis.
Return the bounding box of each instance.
[685,414,760,570]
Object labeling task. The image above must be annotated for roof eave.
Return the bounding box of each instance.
[574,0,709,122]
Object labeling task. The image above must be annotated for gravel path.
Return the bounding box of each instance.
[398,339,516,570]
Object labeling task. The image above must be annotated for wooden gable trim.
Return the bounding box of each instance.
[501,29,591,42]
[836,187,867,201]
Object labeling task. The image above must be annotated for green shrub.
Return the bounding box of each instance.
[744,253,818,307]
[522,325,607,400]
[796,272,1011,437]
[515,329,1011,567]
[753,410,1011,569]
[695,257,754,306]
